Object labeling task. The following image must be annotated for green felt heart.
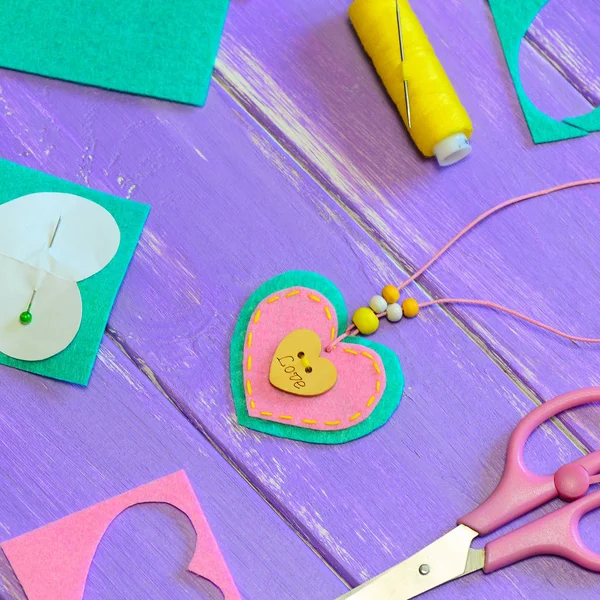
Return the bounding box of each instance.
[230,271,405,444]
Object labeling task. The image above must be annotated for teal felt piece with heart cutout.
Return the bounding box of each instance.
[489,0,600,143]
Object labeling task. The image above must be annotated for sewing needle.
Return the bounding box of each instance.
[396,0,412,129]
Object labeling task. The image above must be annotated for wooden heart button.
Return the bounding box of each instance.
[270,329,337,396]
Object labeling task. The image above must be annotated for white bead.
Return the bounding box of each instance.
[386,303,403,322]
[369,295,388,314]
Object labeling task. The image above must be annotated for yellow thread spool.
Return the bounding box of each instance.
[349,0,473,166]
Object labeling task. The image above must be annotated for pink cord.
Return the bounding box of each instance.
[420,299,600,344]
[398,178,600,292]
[405,179,600,341]
[326,179,600,352]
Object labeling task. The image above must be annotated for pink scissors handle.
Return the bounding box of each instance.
[459,387,600,536]
[484,488,600,573]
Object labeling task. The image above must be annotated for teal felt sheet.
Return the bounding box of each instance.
[489,0,600,143]
[0,159,150,385]
[230,271,405,445]
[0,0,230,106]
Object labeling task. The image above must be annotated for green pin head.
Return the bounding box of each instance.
[19,310,33,325]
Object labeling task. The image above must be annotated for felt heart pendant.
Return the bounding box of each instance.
[230,271,404,444]
[270,329,337,396]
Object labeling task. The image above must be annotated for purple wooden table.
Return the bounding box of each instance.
[0,1,599,598]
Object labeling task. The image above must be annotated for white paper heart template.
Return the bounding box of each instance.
[0,192,120,361]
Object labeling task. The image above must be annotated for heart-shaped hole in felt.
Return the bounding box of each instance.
[85,503,224,600]
[231,271,405,445]
[520,0,600,122]
[489,0,600,143]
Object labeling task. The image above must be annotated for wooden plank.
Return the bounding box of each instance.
[0,336,348,599]
[1,68,598,598]
[212,0,600,452]
[526,0,600,107]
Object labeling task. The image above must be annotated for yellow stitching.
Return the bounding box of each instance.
[251,289,383,427]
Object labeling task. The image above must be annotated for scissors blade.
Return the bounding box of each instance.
[336,525,483,600]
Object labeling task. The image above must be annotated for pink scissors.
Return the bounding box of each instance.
[337,387,600,599]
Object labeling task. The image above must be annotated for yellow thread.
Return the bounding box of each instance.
[267,296,280,304]
[302,419,318,425]
[254,310,261,324]
[348,0,473,162]
[344,348,359,355]
[300,355,311,370]
[325,420,341,426]
[278,415,294,420]
[250,400,256,409]
[260,411,273,417]
[247,355,252,371]
[247,332,253,348]
[308,294,322,303]
[350,412,362,421]
[331,326,335,341]
[324,305,332,320]
[367,395,376,407]
[361,351,374,359]
[286,290,301,297]
[376,380,381,392]
[373,362,381,374]
[246,380,252,395]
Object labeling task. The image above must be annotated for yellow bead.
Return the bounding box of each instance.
[382,285,400,304]
[352,307,380,335]
[402,298,419,318]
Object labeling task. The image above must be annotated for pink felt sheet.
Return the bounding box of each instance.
[243,286,386,430]
[1,471,241,600]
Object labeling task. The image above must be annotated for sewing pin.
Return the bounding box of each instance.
[48,215,62,249]
[396,0,412,129]
[19,290,36,325]
[19,217,62,325]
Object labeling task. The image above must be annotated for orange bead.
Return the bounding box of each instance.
[382,285,400,304]
[402,298,419,318]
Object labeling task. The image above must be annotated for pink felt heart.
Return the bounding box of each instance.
[243,287,386,431]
